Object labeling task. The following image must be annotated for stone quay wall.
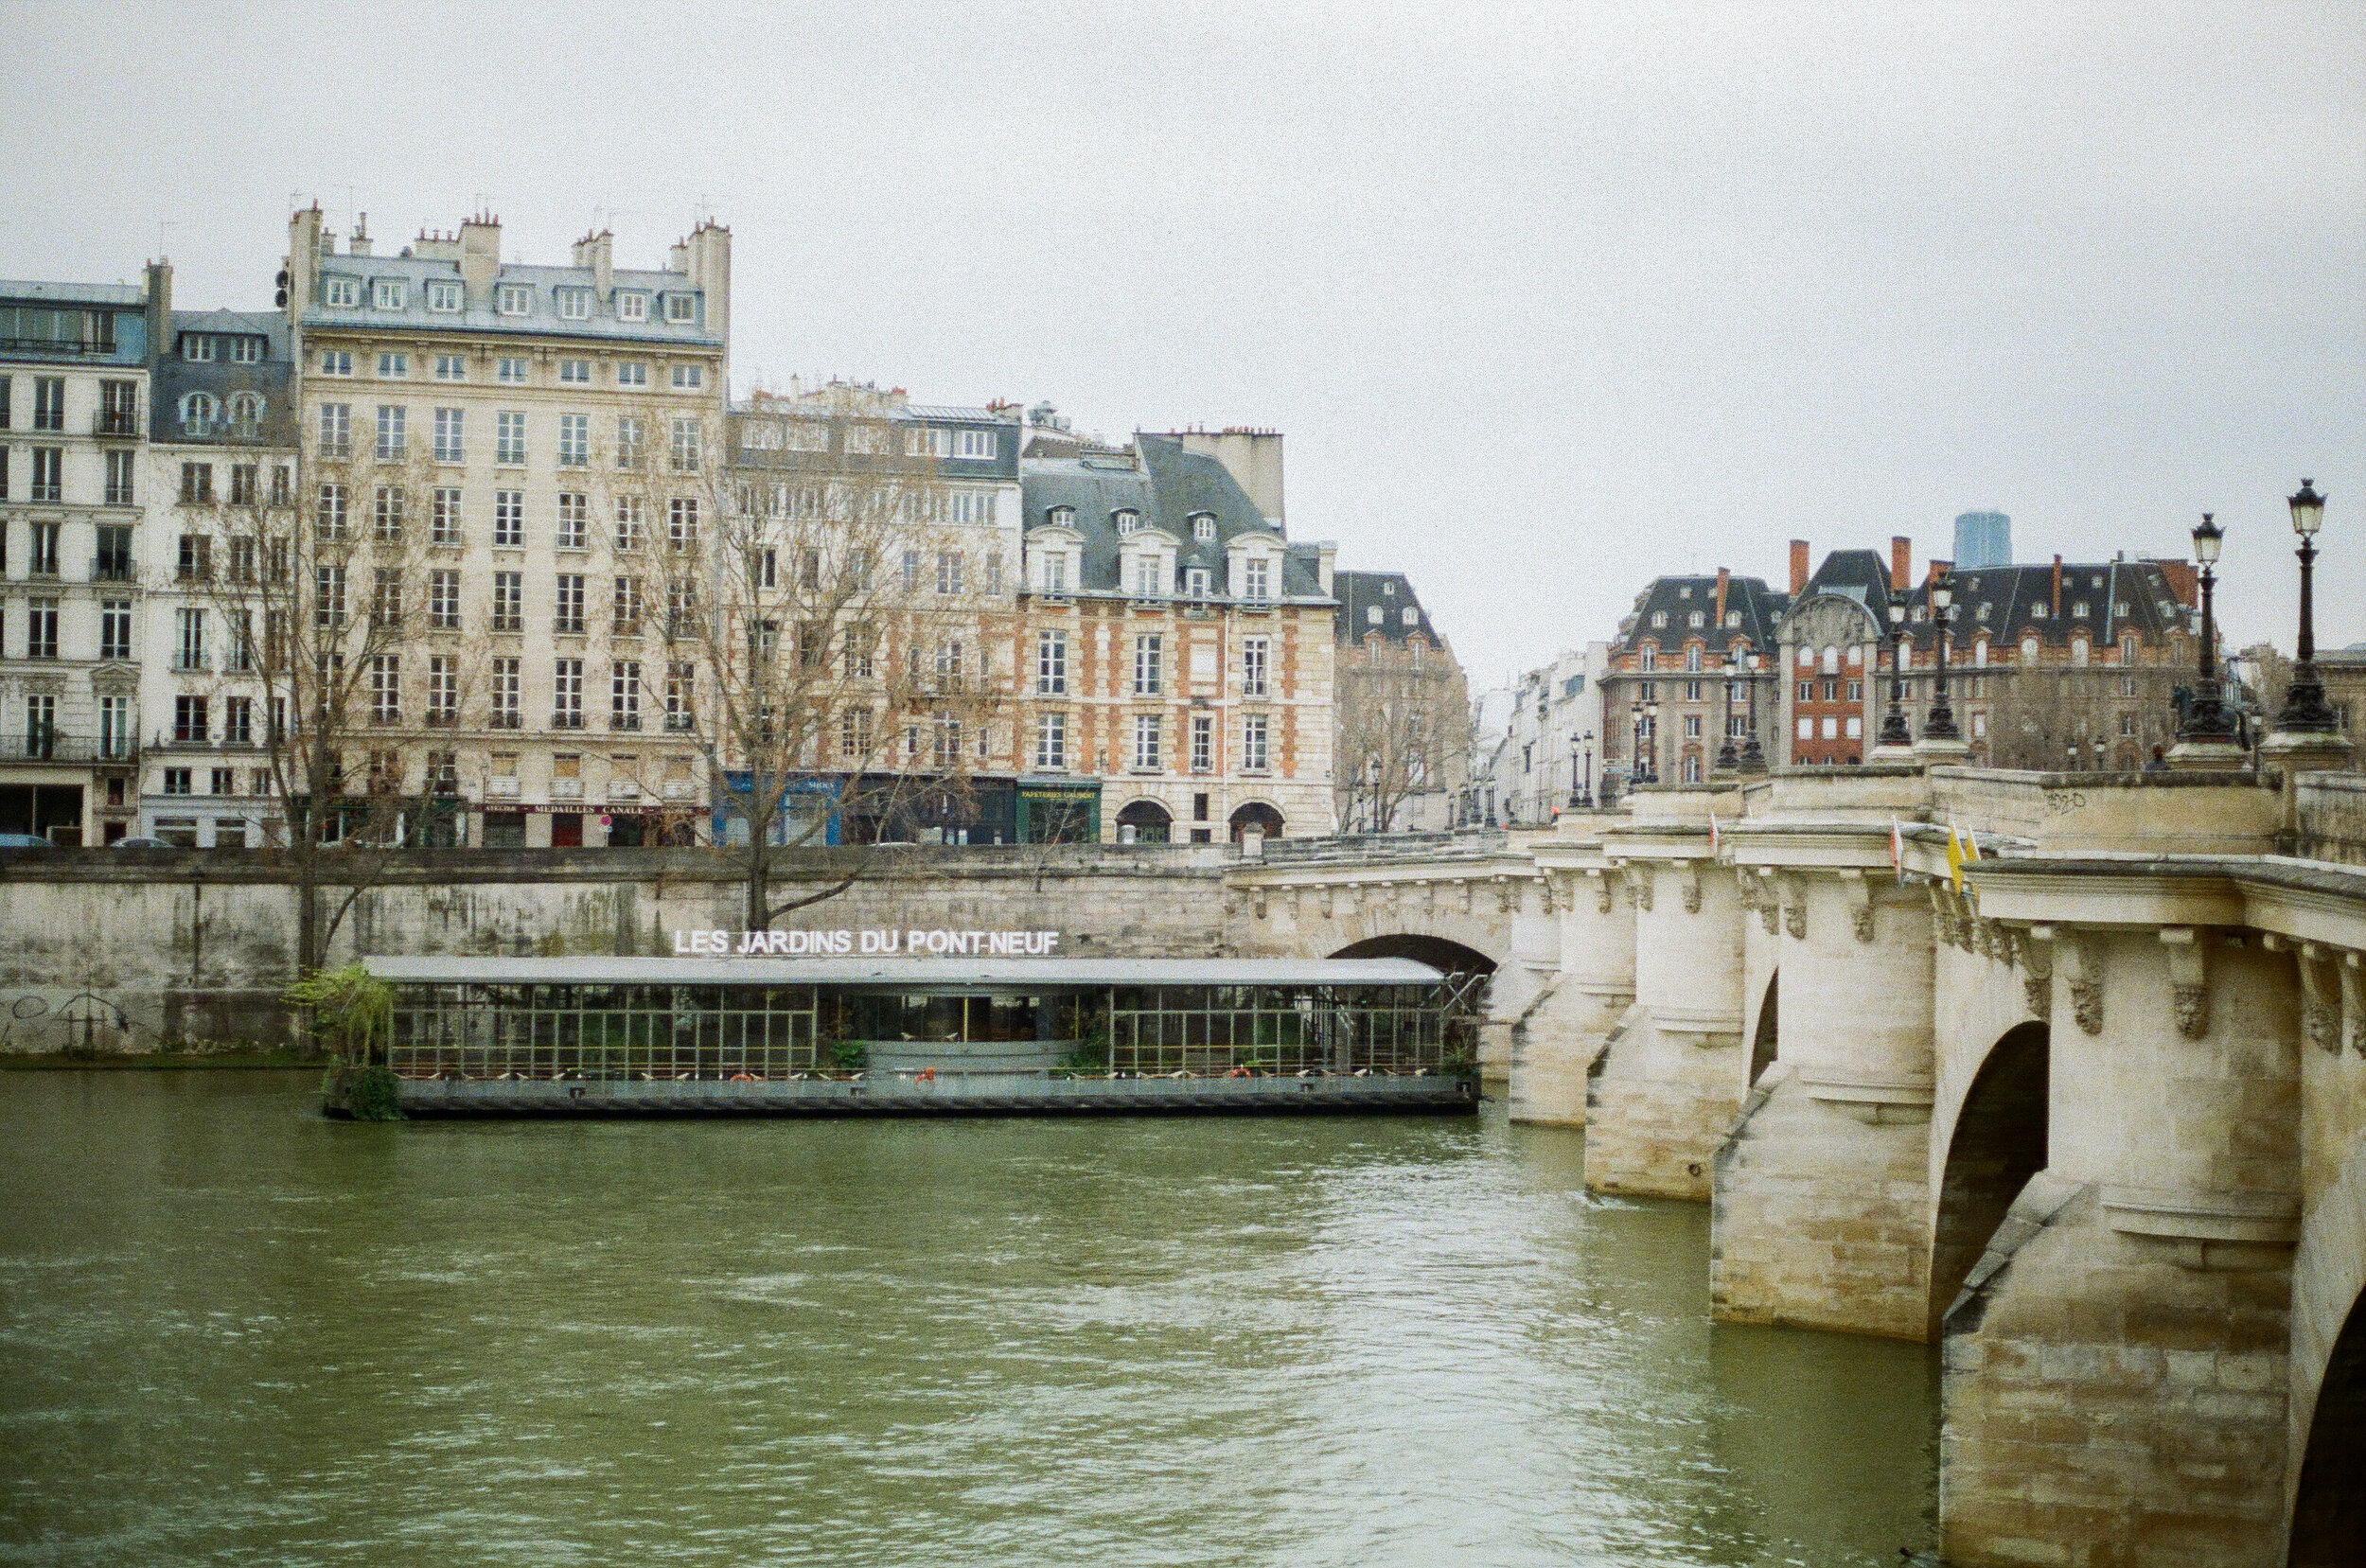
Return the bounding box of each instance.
[0,844,1229,1054]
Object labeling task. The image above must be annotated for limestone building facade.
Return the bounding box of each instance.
[0,276,150,843]
[276,206,731,847]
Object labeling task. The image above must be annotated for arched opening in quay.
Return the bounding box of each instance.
[1928,1020,2050,1340]
[2288,1287,2366,1565]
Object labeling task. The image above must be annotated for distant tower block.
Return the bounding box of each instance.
[1953,511,2011,570]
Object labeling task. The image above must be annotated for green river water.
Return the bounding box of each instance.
[0,1073,1935,1566]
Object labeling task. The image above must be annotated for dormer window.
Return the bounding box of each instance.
[230,337,261,364]
[1688,610,1704,628]
[2072,601,2089,619]
[426,280,462,312]
[1975,603,1991,623]
[183,335,215,362]
[665,293,696,324]
[1382,580,1396,596]
[1242,556,1271,600]
[497,282,533,315]
[1114,510,1140,536]
[1048,505,1075,528]
[1678,585,1691,599]
[323,275,360,308]
[1187,568,1210,598]
[1402,607,1418,628]
[229,392,264,432]
[371,279,405,310]
[1367,606,1383,625]
[179,391,218,433]
[617,291,649,322]
[1192,514,1215,541]
[2032,601,2049,618]
[1723,610,1741,628]
[1651,611,1667,628]
[556,287,591,320]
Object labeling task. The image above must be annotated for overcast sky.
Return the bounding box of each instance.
[4,1,2358,687]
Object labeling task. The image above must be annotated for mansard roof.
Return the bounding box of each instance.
[1898,558,2194,647]
[1021,433,1327,600]
[1616,573,1788,655]
[1333,571,1441,647]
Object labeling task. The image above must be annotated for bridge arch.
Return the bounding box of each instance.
[1329,933,1498,978]
[1747,971,1778,1086]
[2289,1288,2366,1563]
[1928,1020,2050,1340]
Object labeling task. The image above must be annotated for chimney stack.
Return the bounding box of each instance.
[1926,558,1953,587]
[573,229,614,301]
[1790,539,1810,595]
[2052,554,2063,612]
[458,212,502,309]
[1713,566,1730,626]
[1890,536,1912,594]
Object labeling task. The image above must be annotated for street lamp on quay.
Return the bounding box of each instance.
[2178,513,2236,744]
[1880,601,1913,749]
[2276,480,2339,733]
[1632,700,1659,784]
[1923,577,1960,741]
[1715,653,1740,773]
[1569,731,1595,809]
[1738,652,1766,772]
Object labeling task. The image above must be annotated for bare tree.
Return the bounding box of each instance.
[1334,643,1471,833]
[635,407,1009,930]
[179,409,446,974]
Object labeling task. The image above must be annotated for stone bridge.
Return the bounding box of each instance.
[1225,766,2366,1567]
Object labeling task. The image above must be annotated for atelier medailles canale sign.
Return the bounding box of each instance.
[672,928,1063,958]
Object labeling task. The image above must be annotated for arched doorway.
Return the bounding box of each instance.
[1748,971,1778,1085]
[1228,802,1284,841]
[1115,800,1172,844]
[2289,1287,2366,1563]
[1929,1021,2050,1339]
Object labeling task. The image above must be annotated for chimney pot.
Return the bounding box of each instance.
[1890,536,1912,594]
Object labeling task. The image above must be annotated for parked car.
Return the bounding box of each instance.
[0,833,55,849]
[110,837,175,850]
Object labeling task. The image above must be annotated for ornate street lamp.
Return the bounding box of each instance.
[1633,700,1659,784]
[2179,513,2235,742]
[1923,577,1960,740]
[1570,730,1595,808]
[2276,480,2338,732]
[1880,601,1913,748]
[1715,654,1740,772]
[1738,652,1767,772]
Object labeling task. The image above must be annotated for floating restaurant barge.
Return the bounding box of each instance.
[352,956,1483,1118]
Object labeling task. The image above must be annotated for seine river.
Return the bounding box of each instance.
[0,1073,1935,1566]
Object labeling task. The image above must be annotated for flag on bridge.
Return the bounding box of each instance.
[1890,818,1906,884]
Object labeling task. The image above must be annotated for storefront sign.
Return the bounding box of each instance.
[672,928,1063,958]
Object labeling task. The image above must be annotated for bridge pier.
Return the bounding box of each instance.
[1509,863,1634,1126]
[1586,836,1745,1200]
[1713,857,1937,1339]
[1939,928,2302,1567]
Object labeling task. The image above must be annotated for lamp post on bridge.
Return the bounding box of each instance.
[2265,480,2354,774]
[2169,512,2247,770]
[1876,600,1913,755]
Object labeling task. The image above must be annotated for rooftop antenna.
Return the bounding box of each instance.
[154,219,178,261]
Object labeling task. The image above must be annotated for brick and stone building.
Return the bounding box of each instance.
[1018,432,1335,842]
[1331,569,1468,833]
[1598,567,1787,790]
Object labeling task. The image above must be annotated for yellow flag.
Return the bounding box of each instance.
[1946,822,1966,892]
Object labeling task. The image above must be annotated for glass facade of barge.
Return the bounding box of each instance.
[384,978,1477,1081]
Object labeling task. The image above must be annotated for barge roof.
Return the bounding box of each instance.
[362,956,1448,988]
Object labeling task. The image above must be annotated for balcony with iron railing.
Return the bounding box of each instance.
[0,732,132,765]
[94,410,140,437]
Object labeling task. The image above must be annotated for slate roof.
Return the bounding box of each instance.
[1615,573,1789,655]
[1334,571,1441,646]
[1897,558,2193,647]
[0,279,147,307]
[150,308,296,448]
[302,255,719,347]
[1021,433,1328,600]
